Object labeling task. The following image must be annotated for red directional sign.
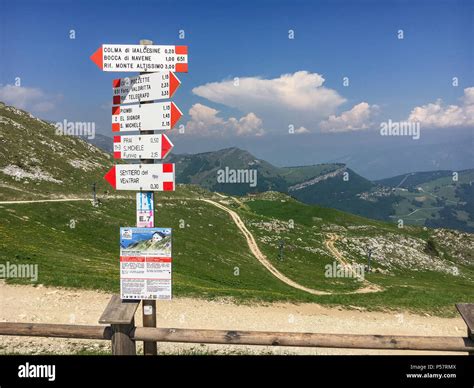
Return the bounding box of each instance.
[112,102,182,132]
[90,44,188,73]
[113,72,181,105]
[104,163,175,191]
[113,134,174,160]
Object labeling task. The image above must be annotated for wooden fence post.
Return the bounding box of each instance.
[111,321,136,356]
[99,295,139,355]
[456,303,474,356]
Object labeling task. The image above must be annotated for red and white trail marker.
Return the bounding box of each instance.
[90,44,188,73]
[112,72,181,105]
[113,134,174,160]
[112,102,182,132]
[104,163,175,191]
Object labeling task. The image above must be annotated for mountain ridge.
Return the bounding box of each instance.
[1,102,472,231]
[166,146,474,232]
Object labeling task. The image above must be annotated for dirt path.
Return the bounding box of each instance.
[0,283,467,355]
[0,198,90,205]
[0,195,130,205]
[203,199,381,295]
[203,199,330,296]
[324,233,382,293]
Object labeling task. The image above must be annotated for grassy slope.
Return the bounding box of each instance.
[1,186,472,316]
[237,196,474,316]
[0,187,310,302]
[0,104,113,200]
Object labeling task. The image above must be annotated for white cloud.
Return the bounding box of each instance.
[319,102,378,132]
[226,112,263,136]
[407,87,474,128]
[0,84,61,113]
[192,71,346,132]
[185,103,264,137]
[294,126,309,134]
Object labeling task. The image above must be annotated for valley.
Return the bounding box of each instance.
[0,102,472,318]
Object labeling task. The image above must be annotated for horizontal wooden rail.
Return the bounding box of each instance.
[1,323,473,353]
[133,327,474,352]
[0,322,112,340]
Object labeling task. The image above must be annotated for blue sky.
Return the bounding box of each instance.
[1,0,473,178]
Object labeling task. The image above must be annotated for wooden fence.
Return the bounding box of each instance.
[0,297,472,355]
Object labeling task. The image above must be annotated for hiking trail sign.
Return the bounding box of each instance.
[113,72,181,105]
[103,163,175,191]
[120,227,172,300]
[90,44,188,73]
[113,134,174,160]
[92,38,186,324]
[112,102,182,132]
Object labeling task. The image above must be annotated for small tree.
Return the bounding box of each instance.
[424,239,439,256]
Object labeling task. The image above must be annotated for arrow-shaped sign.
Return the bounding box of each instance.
[104,163,175,191]
[90,44,188,73]
[112,102,182,132]
[113,72,181,105]
[113,134,174,160]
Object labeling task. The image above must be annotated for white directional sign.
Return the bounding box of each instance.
[91,44,188,73]
[113,72,181,105]
[104,163,175,191]
[112,102,182,132]
[113,134,174,160]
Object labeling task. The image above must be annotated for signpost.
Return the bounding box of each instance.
[90,44,188,73]
[92,38,187,356]
[113,134,174,160]
[103,163,175,191]
[113,72,181,105]
[112,102,182,132]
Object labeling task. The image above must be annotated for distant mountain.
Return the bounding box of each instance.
[376,171,455,189]
[168,147,397,218]
[2,101,472,232]
[167,147,474,232]
[170,147,347,192]
[169,147,288,195]
[287,167,402,221]
[377,169,474,232]
[0,102,113,200]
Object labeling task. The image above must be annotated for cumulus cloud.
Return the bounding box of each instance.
[192,71,346,131]
[294,126,309,134]
[185,103,264,137]
[0,84,61,113]
[319,102,378,132]
[407,87,474,128]
[226,112,263,136]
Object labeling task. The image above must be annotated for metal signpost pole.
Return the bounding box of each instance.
[139,39,158,356]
